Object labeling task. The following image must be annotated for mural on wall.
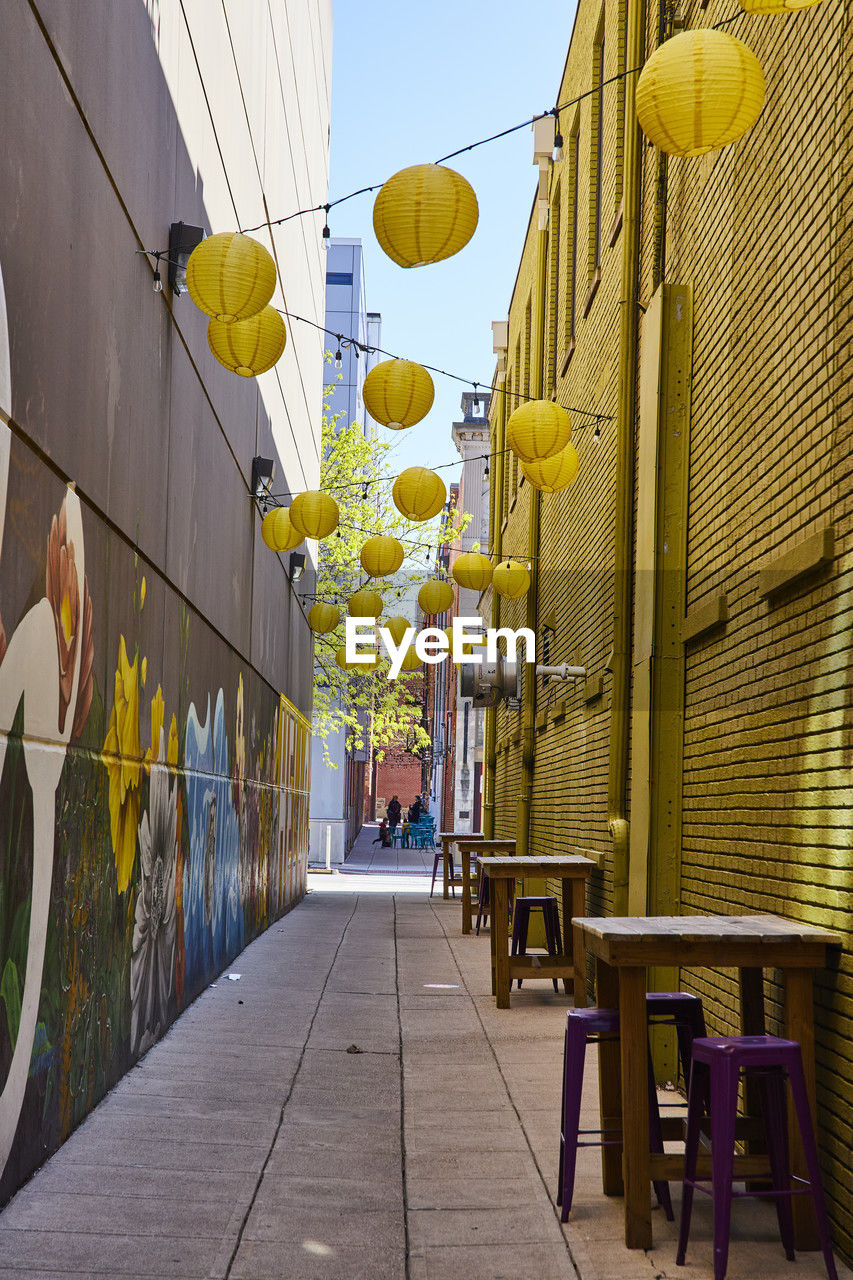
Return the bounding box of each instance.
[0,263,310,1202]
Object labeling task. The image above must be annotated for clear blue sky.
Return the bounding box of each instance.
[329,1,576,483]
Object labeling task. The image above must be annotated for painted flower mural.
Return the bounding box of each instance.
[130,736,178,1054]
[102,636,142,894]
[183,692,241,993]
[46,502,93,737]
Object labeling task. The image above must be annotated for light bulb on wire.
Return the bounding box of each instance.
[593,422,601,445]
[322,221,331,252]
[554,130,564,162]
[152,268,162,293]
[335,345,343,370]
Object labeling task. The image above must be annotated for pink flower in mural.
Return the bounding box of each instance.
[131,749,178,1053]
[46,499,93,737]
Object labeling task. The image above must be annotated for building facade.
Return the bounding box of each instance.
[484,0,852,1255]
[0,0,330,1202]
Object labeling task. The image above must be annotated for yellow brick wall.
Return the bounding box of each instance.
[488,0,852,1253]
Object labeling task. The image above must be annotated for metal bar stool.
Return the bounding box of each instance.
[677,1035,838,1280]
[511,895,561,990]
[429,849,454,899]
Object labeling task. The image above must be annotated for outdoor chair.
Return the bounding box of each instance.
[677,1035,838,1280]
[511,896,561,991]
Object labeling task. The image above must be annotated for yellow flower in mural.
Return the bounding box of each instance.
[140,576,147,609]
[146,684,165,769]
[103,635,142,893]
[167,713,179,769]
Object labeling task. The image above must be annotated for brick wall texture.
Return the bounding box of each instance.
[489,0,852,1254]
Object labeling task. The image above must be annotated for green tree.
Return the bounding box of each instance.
[311,378,463,768]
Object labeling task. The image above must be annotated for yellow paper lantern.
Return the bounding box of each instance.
[186,232,276,323]
[348,588,383,619]
[261,507,303,553]
[636,30,766,158]
[739,0,819,10]
[373,164,479,269]
[506,400,572,463]
[392,467,447,521]
[492,560,531,600]
[207,306,286,377]
[418,579,454,616]
[308,603,340,635]
[362,359,435,430]
[385,615,411,646]
[289,491,339,540]
[360,535,404,578]
[452,552,493,592]
[521,443,580,493]
[397,647,422,673]
[335,645,376,673]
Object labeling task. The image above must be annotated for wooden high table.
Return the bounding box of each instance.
[482,855,595,1008]
[574,913,842,1251]
[437,832,485,900]
[455,838,516,934]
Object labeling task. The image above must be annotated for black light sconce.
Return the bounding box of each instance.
[289,552,306,583]
[251,456,276,504]
[168,222,205,295]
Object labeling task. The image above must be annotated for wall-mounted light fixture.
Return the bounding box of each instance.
[289,552,306,583]
[251,456,276,503]
[167,222,205,295]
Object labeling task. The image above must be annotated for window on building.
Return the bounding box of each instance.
[590,28,606,275]
[614,0,627,218]
[565,121,580,345]
[548,183,561,391]
[523,299,532,400]
[325,271,353,285]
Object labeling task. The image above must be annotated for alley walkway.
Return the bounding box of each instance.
[0,875,848,1280]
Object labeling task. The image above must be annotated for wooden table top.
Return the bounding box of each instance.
[573,913,842,967]
[456,838,516,851]
[438,831,486,841]
[482,854,596,877]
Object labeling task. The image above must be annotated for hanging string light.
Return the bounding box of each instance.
[392,467,447,521]
[186,233,277,323]
[636,30,765,157]
[360,535,405,578]
[507,400,572,463]
[373,165,479,268]
[207,306,286,377]
[362,359,435,430]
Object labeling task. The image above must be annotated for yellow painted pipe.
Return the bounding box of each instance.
[483,371,506,838]
[517,223,549,857]
[608,0,646,914]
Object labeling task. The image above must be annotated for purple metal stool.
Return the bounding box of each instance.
[429,849,454,899]
[475,861,489,934]
[557,994,706,1223]
[677,1035,838,1280]
[511,896,560,991]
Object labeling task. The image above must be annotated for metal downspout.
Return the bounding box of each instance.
[517,217,549,857]
[483,338,507,839]
[608,0,646,914]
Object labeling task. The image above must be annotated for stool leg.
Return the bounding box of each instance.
[709,1056,739,1280]
[449,853,456,899]
[558,1019,589,1221]
[513,905,530,989]
[647,1047,674,1221]
[759,1067,795,1261]
[787,1058,839,1280]
[544,902,560,993]
[677,1059,709,1265]
[429,852,440,898]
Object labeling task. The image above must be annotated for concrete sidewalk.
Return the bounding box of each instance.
[314,820,437,876]
[0,879,848,1280]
